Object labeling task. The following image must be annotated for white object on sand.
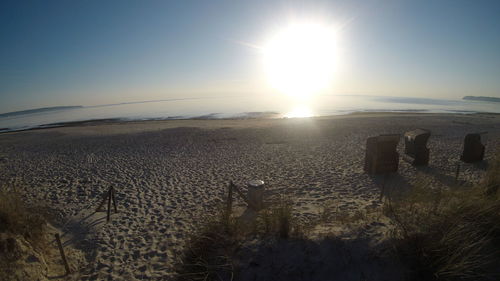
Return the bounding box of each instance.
[247,180,265,211]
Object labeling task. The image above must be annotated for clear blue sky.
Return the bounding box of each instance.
[1,0,499,113]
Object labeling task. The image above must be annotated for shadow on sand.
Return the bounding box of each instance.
[210,231,406,281]
[367,173,412,199]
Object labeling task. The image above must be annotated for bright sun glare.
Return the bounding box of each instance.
[263,22,338,100]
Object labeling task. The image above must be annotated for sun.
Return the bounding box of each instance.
[263,22,338,100]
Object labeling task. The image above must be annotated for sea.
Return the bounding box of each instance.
[1,95,499,133]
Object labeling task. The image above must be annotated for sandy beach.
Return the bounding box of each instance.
[0,113,499,280]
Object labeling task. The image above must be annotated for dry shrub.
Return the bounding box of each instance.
[0,189,48,280]
[175,206,239,281]
[385,155,500,281]
[257,198,299,239]
[483,149,500,197]
[175,199,302,280]
[0,190,46,248]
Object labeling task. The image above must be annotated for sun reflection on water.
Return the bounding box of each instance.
[284,106,314,118]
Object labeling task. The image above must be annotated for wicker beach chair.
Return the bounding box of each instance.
[461,133,486,163]
[404,129,431,165]
[364,134,400,174]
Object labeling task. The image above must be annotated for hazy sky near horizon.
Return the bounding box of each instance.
[1,0,500,113]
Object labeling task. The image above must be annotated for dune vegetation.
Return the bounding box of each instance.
[175,148,500,281]
[0,188,86,281]
[385,149,500,281]
[175,197,302,281]
[0,189,49,280]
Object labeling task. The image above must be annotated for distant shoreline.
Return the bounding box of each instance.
[0,105,83,118]
[463,96,500,103]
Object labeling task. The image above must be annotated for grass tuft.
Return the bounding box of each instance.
[0,188,49,280]
[175,198,303,280]
[257,197,298,239]
[483,149,500,198]
[385,151,500,281]
[0,189,46,248]
[175,204,241,281]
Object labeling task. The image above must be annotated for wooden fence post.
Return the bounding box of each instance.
[232,184,258,210]
[226,182,233,217]
[455,163,461,181]
[111,187,118,213]
[96,189,109,212]
[107,187,112,223]
[55,233,70,275]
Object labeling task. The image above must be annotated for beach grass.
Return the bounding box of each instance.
[385,149,500,281]
[0,188,49,280]
[174,210,236,281]
[175,198,303,281]
[0,189,46,248]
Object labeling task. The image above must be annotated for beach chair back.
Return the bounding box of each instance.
[404,129,431,165]
[364,134,400,174]
[461,133,485,163]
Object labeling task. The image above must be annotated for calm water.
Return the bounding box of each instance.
[1,95,499,132]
